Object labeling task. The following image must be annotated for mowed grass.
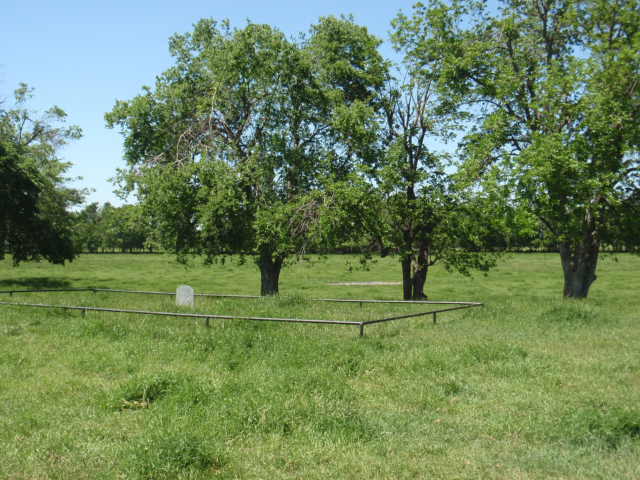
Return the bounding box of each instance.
[0,253,639,479]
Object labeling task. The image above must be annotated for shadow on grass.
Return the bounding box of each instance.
[0,277,72,289]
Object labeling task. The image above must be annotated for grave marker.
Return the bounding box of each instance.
[176,285,195,308]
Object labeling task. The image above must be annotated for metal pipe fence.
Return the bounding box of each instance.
[0,287,481,305]
[0,287,483,336]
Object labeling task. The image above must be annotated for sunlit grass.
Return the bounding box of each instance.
[0,253,639,478]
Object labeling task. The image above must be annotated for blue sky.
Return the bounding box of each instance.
[1,0,418,207]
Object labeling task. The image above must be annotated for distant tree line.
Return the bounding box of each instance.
[71,203,156,253]
[70,201,634,255]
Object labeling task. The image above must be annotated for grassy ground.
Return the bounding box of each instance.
[0,253,639,479]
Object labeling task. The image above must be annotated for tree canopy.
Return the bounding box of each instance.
[103,4,640,299]
[350,69,506,299]
[394,0,640,297]
[0,84,83,265]
[106,17,388,295]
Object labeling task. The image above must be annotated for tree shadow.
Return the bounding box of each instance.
[0,277,72,289]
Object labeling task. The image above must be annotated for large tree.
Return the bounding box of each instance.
[0,84,83,265]
[330,56,506,299]
[394,0,640,298]
[373,75,503,299]
[106,17,387,295]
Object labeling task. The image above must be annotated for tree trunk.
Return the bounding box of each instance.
[258,250,284,296]
[401,247,429,300]
[559,231,599,299]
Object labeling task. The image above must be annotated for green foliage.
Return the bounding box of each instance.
[308,15,388,104]
[71,202,102,252]
[72,202,152,253]
[106,18,389,294]
[328,54,506,298]
[394,0,640,297]
[0,84,83,264]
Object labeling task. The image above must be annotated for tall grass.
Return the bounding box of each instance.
[0,253,639,478]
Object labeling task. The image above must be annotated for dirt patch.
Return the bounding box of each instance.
[326,281,401,286]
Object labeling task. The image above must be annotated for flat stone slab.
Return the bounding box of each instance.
[326,281,401,286]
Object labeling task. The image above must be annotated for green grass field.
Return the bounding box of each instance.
[1,253,639,479]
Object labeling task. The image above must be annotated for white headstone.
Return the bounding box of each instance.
[176,285,195,308]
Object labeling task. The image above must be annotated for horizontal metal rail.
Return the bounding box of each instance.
[362,303,482,326]
[0,288,93,295]
[0,287,481,306]
[0,301,361,326]
[98,288,481,306]
[313,298,481,306]
[94,288,173,296]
